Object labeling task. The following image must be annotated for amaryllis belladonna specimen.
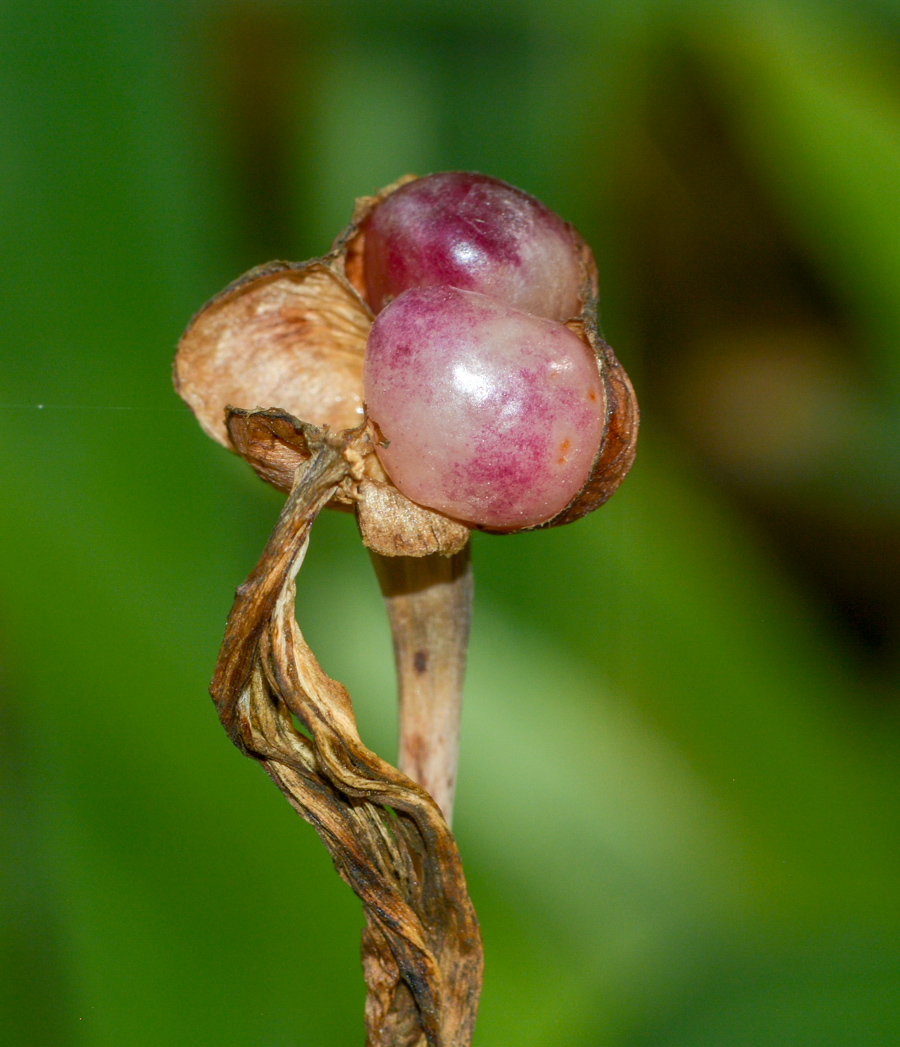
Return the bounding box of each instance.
[172,171,638,1047]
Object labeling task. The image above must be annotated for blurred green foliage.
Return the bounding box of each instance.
[2,0,899,1043]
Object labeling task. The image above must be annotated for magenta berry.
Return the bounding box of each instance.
[362,286,605,530]
[362,172,583,322]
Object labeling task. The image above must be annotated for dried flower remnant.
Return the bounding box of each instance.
[174,172,638,1047]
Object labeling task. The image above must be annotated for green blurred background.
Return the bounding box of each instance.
[2,0,900,1043]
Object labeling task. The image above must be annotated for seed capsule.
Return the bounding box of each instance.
[174,173,638,552]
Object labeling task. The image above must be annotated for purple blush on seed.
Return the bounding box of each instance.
[363,172,583,322]
[362,286,605,529]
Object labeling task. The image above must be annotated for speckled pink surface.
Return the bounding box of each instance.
[363,172,582,322]
[363,287,605,529]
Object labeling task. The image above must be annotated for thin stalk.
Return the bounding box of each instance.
[369,544,473,825]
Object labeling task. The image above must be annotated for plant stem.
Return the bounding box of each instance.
[369,544,473,825]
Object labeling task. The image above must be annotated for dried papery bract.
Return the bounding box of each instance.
[174,260,372,452]
[174,173,638,1047]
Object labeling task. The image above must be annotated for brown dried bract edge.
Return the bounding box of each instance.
[174,173,637,545]
[212,423,482,1046]
[553,306,639,527]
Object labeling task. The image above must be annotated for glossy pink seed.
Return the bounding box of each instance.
[363,172,583,322]
[363,286,605,530]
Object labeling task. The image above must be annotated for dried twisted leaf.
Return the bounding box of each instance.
[211,424,482,1047]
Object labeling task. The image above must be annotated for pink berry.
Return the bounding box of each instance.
[363,172,583,322]
[362,286,605,530]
